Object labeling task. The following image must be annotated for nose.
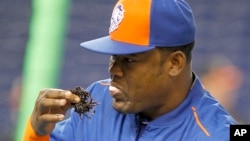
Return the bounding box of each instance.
[109,55,123,79]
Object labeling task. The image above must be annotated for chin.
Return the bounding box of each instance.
[112,102,131,114]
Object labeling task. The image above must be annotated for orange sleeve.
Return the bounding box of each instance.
[23,116,50,141]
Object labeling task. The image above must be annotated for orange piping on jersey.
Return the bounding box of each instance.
[191,106,211,137]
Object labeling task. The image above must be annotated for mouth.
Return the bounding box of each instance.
[100,81,123,100]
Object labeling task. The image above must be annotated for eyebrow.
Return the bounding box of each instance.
[113,51,151,58]
[112,54,138,58]
[125,51,149,57]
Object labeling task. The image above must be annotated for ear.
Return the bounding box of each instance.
[168,51,186,77]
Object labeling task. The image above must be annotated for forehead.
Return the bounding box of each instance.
[112,49,158,58]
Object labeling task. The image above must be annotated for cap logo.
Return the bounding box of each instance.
[109,4,124,34]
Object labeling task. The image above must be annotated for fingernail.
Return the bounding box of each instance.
[64,91,71,97]
[57,114,64,120]
[60,100,66,105]
[75,97,80,102]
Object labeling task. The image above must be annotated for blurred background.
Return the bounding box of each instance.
[0,0,249,140]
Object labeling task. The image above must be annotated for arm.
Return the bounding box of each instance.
[23,117,49,141]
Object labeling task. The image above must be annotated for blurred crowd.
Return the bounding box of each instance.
[1,0,249,140]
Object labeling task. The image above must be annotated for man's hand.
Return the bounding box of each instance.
[30,88,80,136]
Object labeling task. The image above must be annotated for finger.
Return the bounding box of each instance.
[41,88,68,98]
[39,99,75,115]
[39,113,65,123]
[40,98,67,108]
[62,102,74,110]
[64,91,81,103]
[42,89,80,103]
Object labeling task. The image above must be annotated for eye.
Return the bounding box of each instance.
[124,57,135,63]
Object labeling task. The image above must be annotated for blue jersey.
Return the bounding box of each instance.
[51,75,237,141]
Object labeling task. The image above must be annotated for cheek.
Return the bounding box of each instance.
[124,66,167,102]
[130,70,168,99]
[126,76,160,104]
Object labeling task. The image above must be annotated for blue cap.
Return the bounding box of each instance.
[80,0,195,55]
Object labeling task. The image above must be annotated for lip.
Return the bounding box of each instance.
[109,85,121,97]
[100,81,123,99]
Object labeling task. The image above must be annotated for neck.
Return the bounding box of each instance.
[140,71,194,121]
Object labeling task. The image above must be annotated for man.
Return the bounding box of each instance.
[24,0,237,140]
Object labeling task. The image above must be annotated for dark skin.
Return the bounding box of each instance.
[31,89,80,135]
[30,48,193,136]
[108,48,193,120]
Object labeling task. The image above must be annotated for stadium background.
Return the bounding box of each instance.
[0,0,249,140]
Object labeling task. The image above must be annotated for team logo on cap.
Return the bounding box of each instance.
[109,4,124,33]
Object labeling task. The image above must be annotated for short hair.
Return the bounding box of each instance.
[156,41,195,64]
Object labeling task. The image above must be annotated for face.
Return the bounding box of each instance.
[108,49,173,119]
